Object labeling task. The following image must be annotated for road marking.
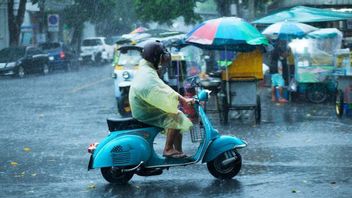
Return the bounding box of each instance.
[70,77,110,93]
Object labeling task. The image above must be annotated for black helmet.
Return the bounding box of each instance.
[142,41,170,69]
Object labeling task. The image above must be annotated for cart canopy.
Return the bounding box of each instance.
[253,6,352,24]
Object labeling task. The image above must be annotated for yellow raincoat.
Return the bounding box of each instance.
[129,60,193,132]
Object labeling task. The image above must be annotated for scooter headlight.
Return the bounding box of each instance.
[122,71,130,79]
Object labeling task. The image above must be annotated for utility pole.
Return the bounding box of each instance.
[38,0,45,43]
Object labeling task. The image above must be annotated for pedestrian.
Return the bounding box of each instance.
[270,42,288,103]
[129,41,194,158]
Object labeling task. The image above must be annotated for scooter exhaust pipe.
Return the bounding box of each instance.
[221,150,238,167]
[119,161,144,173]
[221,157,237,167]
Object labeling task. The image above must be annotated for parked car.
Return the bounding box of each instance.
[38,42,79,71]
[0,46,50,78]
[79,37,114,64]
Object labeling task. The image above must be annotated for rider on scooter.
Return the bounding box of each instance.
[129,41,195,159]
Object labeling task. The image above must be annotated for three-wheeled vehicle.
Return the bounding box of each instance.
[112,45,143,116]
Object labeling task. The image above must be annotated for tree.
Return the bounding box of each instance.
[63,0,117,48]
[94,0,138,36]
[8,0,27,46]
[214,0,235,16]
[214,0,273,19]
[133,0,201,25]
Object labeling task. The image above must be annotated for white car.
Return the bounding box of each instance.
[79,37,114,64]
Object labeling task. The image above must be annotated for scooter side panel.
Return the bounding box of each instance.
[202,135,247,163]
[92,135,151,168]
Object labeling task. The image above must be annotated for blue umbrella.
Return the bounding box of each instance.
[262,21,318,40]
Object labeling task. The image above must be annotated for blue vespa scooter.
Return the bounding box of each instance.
[88,89,247,184]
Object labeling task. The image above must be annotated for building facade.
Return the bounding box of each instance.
[269,0,352,10]
[0,1,9,49]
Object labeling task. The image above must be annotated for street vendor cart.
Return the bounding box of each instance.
[184,16,268,125]
[334,48,352,117]
[289,28,342,103]
[335,75,352,117]
[219,48,263,124]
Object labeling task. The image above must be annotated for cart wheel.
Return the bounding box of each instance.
[305,83,328,104]
[255,95,261,124]
[335,90,344,118]
[290,91,300,102]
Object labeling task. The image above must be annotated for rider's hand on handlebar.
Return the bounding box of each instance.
[179,95,195,106]
[184,98,195,105]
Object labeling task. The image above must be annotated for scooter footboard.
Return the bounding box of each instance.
[202,135,247,163]
[92,135,151,169]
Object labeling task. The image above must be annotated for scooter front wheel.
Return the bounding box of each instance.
[207,150,242,179]
[101,167,134,184]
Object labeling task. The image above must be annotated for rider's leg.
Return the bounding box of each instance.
[163,129,178,156]
[173,130,183,153]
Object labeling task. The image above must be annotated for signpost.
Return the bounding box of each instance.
[48,14,59,32]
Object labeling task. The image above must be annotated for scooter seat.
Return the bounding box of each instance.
[107,117,155,132]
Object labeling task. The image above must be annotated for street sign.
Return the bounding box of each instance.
[48,14,59,32]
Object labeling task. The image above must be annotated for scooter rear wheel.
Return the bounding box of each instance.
[101,167,134,184]
[207,150,242,179]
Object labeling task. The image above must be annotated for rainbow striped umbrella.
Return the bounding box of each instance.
[185,17,268,51]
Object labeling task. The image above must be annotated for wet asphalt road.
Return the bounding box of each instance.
[0,64,351,198]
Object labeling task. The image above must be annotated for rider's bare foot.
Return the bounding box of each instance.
[163,149,179,157]
[174,150,188,158]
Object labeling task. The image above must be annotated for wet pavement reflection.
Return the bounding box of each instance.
[0,64,351,198]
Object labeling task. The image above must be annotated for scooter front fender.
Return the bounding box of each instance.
[91,135,151,169]
[202,135,247,163]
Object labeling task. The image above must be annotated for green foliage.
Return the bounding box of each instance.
[133,0,201,25]
[62,0,116,28]
[95,0,138,35]
[63,0,138,36]
[214,0,272,18]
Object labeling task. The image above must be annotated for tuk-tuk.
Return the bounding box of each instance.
[112,45,143,116]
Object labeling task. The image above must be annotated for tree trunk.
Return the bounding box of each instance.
[70,24,83,52]
[247,0,255,20]
[8,0,27,46]
[215,0,235,17]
